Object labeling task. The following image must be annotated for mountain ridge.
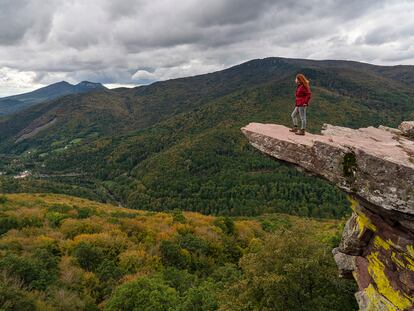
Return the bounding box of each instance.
[0,56,413,217]
[0,80,107,116]
[2,56,414,148]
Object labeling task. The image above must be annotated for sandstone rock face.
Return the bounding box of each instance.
[241,122,414,311]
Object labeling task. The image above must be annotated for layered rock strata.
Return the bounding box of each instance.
[241,122,414,311]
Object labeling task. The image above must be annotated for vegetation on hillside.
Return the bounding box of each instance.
[0,193,357,310]
[1,57,414,219]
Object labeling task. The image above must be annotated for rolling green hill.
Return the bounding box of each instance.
[1,57,414,218]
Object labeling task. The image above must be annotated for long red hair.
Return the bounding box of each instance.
[296,73,310,90]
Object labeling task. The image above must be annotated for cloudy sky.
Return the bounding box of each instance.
[1,0,414,97]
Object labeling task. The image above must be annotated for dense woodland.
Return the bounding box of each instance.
[0,194,357,310]
[0,132,350,218]
[2,58,414,219]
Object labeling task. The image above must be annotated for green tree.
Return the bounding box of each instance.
[104,276,180,311]
[220,225,358,311]
[181,280,219,311]
[0,252,58,291]
[72,242,104,271]
[0,215,19,235]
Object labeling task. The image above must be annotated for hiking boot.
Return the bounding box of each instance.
[295,129,305,135]
[289,126,298,132]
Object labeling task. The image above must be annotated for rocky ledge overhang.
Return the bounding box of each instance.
[241,122,414,311]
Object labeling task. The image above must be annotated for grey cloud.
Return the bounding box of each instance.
[0,0,31,44]
[357,23,414,46]
[0,0,413,96]
[320,0,382,20]
[113,0,379,51]
[0,0,57,45]
[190,0,275,27]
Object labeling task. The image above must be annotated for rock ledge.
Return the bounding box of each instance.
[241,122,414,311]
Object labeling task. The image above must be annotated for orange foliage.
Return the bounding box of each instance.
[234,220,263,244]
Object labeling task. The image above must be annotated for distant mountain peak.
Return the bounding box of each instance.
[75,81,106,89]
[77,81,102,86]
[54,80,71,85]
[0,80,106,116]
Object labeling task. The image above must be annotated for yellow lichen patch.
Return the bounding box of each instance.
[349,197,377,235]
[390,249,414,272]
[407,245,414,260]
[355,214,376,237]
[363,284,398,311]
[349,196,358,212]
[402,253,414,272]
[373,236,394,251]
[367,251,414,310]
[351,269,359,282]
[391,252,406,269]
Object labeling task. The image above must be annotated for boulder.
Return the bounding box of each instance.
[332,247,357,278]
[399,121,414,137]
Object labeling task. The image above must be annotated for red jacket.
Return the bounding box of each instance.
[295,84,311,107]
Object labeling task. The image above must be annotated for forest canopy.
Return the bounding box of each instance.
[0,194,357,310]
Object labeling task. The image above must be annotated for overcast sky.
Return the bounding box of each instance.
[1,0,413,97]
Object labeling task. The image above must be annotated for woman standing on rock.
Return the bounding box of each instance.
[290,73,312,135]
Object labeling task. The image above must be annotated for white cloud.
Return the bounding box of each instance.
[132,59,223,82]
[0,67,43,97]
[104,83,138,89]
[132,70,156,81]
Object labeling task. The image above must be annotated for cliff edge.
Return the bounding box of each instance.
[241,122,414,311]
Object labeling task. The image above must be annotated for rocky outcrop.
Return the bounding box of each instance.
[241,122,414,311]
[399,121,414,138]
